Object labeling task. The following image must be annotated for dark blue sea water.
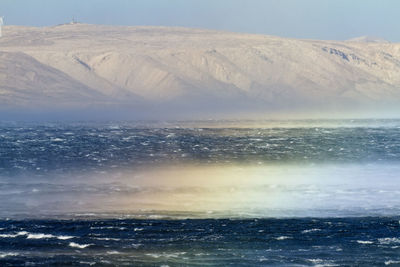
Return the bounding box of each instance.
[1,120,400,265]
[1,217,400,266]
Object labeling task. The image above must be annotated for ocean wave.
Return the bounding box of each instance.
[385,260,400,265]
[56,235,75,240]
[145,252,187,259]
[356,240,373,244]
[301,228,322,234]
[92,237,121,241]
[106,251,121,255]
[27,233,55,239]
[79,261,96,266]
[378,238,400,245]
[0,231,28,238]
[25,232,75,240]
[0,252,19,258]
[0,231,75,240]
[69,242,92,249]
[307,258,339,266]
[90,226,126,230]
[275,236,291,240]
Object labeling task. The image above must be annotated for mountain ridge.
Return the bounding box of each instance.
[1,24,400,119]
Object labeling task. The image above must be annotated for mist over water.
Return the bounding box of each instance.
[1,119,400,219]
[2,164,400,219]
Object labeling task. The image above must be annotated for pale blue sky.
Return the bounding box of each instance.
[1,0,399,41]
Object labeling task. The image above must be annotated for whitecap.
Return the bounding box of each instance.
[385,260,400,265]
[17,231,28,236]
[69,242,92,249]
[79,262,96,266]
[92,237,121,241]
[25,233,74,240]
[356,240,373,244]
[27,233,55,239]
[0,234,19,238]
[145,253,162,259]
[51,138,65,142]
[302,229,322,234]
[0,231,28,238]
[146,252,186,259]
[378,237,400,245]
[0,252,19,258]
[275,236,291,240]
[56,235,75,240]
[307,258,339,266]
[90,226,126,230]
[308,259,324,264]
[106,251,121,255]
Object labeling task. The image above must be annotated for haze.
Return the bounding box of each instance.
[1,0,400,42]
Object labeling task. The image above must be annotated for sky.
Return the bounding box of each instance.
[0,0,399,41]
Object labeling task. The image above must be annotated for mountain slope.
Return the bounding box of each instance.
[1,24,400,118]
[0,51,106,107]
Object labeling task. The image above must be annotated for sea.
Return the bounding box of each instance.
[1,119,400,266]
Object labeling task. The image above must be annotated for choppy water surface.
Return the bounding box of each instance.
[1,218,400,266]
[1,120,400,176]
[1,119,400,265]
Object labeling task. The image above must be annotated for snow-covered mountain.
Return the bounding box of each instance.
[1,24,400,119]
